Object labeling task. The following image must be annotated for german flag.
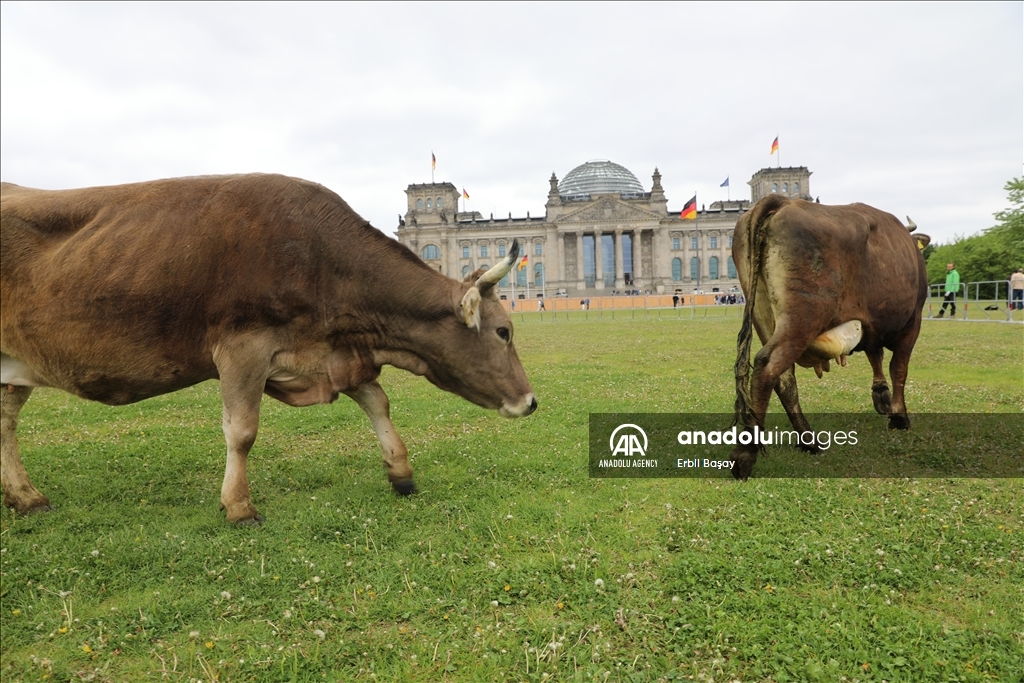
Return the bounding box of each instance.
[431,152,436,170]
[462,188,470,200]
[770,136,779,155]
[518,254,529,271]
[680,195,697,220]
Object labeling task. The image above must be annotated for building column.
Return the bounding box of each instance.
[575,232,585,290]
[614,229,625,289]
[634,230,644,285]
[594,230,604,290]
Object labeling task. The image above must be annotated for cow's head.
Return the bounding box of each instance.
[415,239,537,418]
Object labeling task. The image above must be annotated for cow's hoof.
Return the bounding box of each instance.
[4,493,52,516]
[234,514,265,528]
[887,414,911,430]
[798,440,822,455]
[729,447,757,480]
[872,385,891,415]
[222,501,263,525]
[391,479,417,496]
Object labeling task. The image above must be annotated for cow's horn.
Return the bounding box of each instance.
[475,238,520,290]
[906,216,917,233]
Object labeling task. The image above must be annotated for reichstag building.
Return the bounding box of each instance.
[395,160,811,297]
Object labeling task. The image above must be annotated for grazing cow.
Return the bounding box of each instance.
[731,195,929,479]
[1,174,536,523]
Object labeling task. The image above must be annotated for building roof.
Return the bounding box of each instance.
[558,160,644,198]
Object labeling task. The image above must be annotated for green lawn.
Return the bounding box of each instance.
[2,316,1022,682]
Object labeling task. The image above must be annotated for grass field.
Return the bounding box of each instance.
[1,315,1022,682]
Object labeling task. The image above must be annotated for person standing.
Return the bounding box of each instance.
[937,262,960,318]
[1010,268,1024,310]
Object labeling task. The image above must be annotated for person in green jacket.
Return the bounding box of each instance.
[937,262,960,318]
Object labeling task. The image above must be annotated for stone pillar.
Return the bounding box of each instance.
[634,230,643,283]
[594,230,604,290]
[614,229,625,289]
[576,232,585,290]
[553,227,564,286]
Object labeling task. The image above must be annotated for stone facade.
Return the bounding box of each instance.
[395,162,812,298]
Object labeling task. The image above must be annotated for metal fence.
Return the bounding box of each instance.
[502,282,1024,324]
[926,280,1022,323]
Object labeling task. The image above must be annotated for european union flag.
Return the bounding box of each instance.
[720,177,729,188]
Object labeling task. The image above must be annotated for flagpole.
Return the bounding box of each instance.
[695,193,701,296]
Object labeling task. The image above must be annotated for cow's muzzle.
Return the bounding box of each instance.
[499,393,537,418]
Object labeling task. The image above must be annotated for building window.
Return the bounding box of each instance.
[690,257,700,281]
[671,258,682,281]
[437,197,443,208]
[691,236,698,250]
[422,244,440,260]
[710,236,718,249]
[500,272,510,287]
[516,264,527,287]
[793,181,799,194]
[426,198,433,209]
[709,256,719,280]
[462,265,470,278]
[416,198,423,209]
[480,245,488,258]
[498,244,506,257]
[462,246,470,259]
[782,183,788,194]
[672,237,680,250]
[534,262,544,286]
[534,242,543,256]
[772,183,778,193]
[728,235,733,248]
[727,256,737,279]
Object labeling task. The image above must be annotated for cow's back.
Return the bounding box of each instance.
[734,196,926,347]
[0,174,368,404]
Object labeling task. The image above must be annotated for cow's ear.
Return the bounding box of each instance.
[460,286,482,330]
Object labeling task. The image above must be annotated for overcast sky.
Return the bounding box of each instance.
[2,2,1020,245]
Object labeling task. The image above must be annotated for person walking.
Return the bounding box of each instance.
[937,262,960,318]
[1010,268,1024,310]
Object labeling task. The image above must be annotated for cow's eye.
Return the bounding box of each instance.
[496,327,511,342]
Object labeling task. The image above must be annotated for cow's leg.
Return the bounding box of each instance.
[773,365,818,453]
[1,385,51,514]
[345,381,416,495]
[214,346,270,525]
[886,324,921,430]
[732,329,818,479]
[866,348,891,415]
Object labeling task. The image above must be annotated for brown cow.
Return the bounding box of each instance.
[731,195,928,479]
[1,174,536,524]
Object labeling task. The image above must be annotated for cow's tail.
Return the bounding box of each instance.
[733,195,787,429]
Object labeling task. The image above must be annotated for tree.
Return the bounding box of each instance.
[925,178,1024,298]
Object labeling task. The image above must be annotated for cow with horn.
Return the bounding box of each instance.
[730,195,929,479]
[1,174,536,524]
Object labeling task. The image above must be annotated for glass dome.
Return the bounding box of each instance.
[558,160,644,197]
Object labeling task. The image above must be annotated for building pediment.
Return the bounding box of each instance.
[558,196,663,224]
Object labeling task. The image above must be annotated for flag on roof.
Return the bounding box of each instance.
[431,152,436,170]
[462,188,470,200]
[770,137,779,155]
[681,195,697,220]
[720,176,729,188]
